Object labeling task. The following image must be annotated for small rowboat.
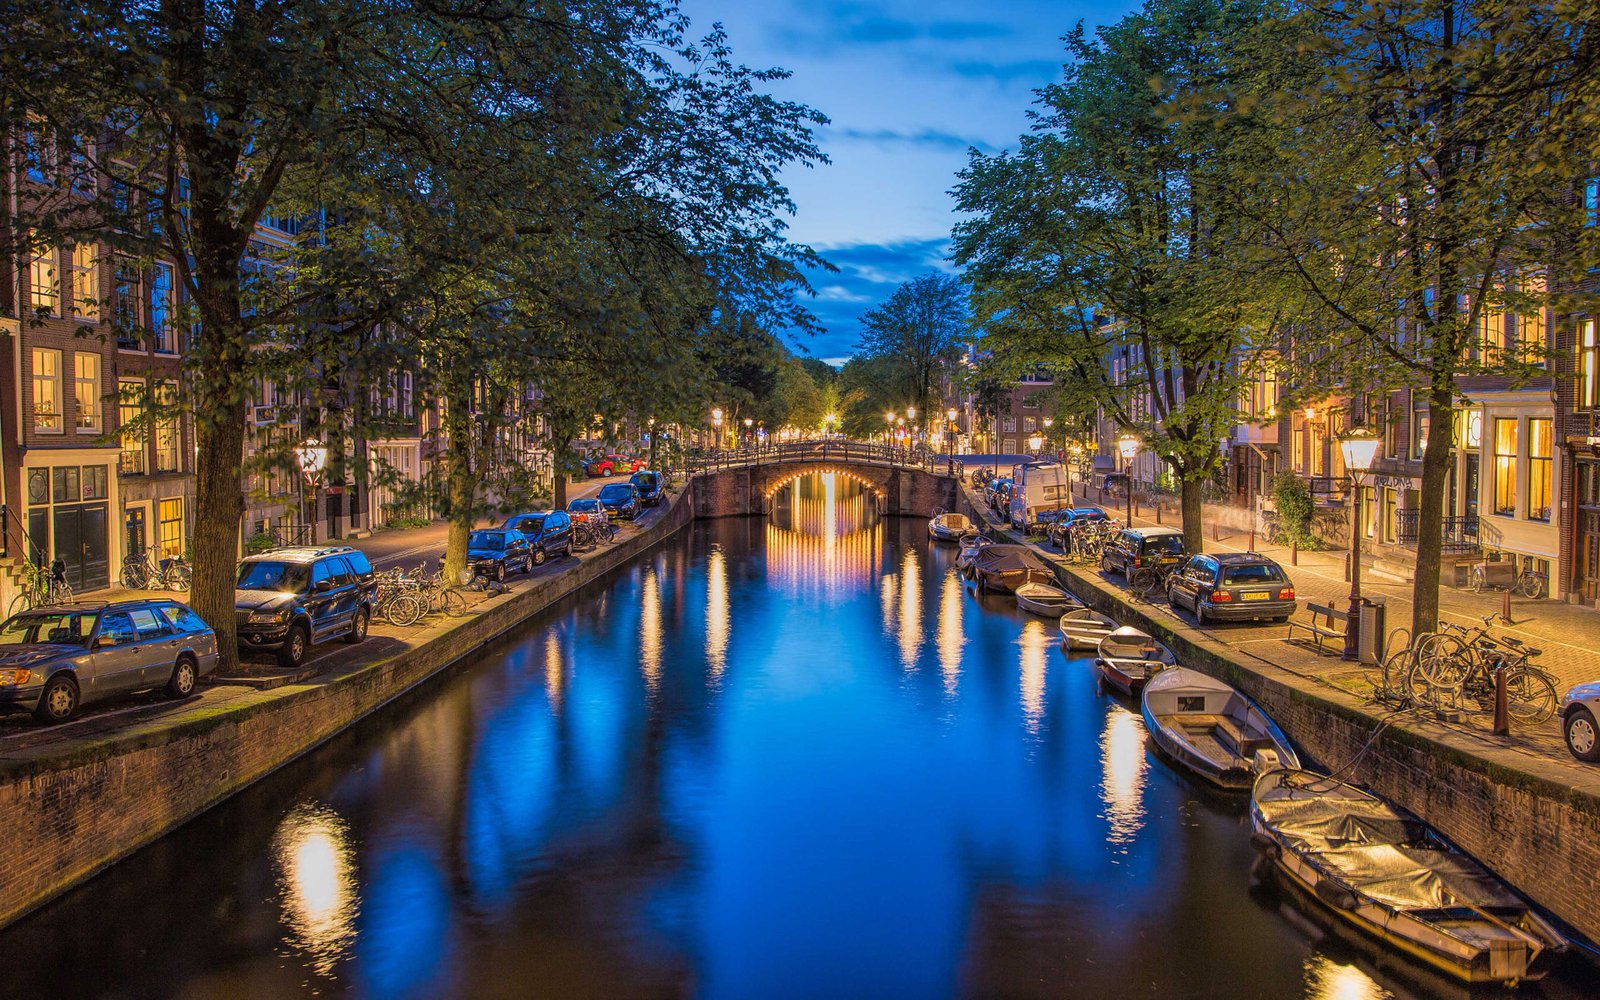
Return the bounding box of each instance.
[1251,768,1568,985]
[1094,626,1173,695]
[1059,607,1117,651]
[970,544,1053,594]
[1140,668,1300,789]
[955,533,993,576]
[1015,582,1079,618]
[928,512,974,542]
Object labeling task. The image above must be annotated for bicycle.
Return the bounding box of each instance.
[120,546,192,591]
[1405,615,1558,723]
[8,558,73,618]
[1466,561,1546,599]
[374,569,424,626]
[1128,562,1177,602]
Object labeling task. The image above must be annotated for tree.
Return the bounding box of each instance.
[853,274,968,435]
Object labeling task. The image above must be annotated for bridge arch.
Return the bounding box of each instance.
[760,465,887,503]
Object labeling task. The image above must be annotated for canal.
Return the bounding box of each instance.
[1,474,1592,999]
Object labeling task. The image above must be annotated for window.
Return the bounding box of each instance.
[1411,397,1430,460]
[1528,418,1552,522]
[68,135,94,197]
[114,261,142,349]
[1515,275,1546,365]
[158,498,184,558]
[150,263,175,352]
[29,236,57,314]
[31,348,63,433]
[1493,418,1518,516]
[1002,415,1016,433]
[73,353,101,433]
[1588,178,1600,227]
[119,378,146,475]
[1456,409,1482,449]
[1023,416,1037,432]
[1582,320,1599,410]
[129,608,172,640]
[23,121,54,183]
[154,381,180,472]
[1475,302,1507,363]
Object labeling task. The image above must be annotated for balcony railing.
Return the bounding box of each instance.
[1395,511,1480,553]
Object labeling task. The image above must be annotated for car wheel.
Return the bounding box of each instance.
[1196,603,1209,626]
[34,673,79,724]
[494,562,507,583]
[344,607,370,645]
[278,624,310,668]
[166,656,198,698]
[533,546,548,567]
[1565,707,1600,762]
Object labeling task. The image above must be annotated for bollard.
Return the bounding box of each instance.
[1155,503,1161,524]
[1291,539,1298,565]
[1344,552,1351,583]
[1502,588,1512,625]
[1493,663,1510,736]
[1134,499,1140,519]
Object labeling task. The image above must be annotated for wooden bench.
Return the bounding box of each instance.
[1285,602,1348,654]
[1180,715,1273,759]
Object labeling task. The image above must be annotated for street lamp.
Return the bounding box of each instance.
[296,439,328,544]
[743,416,753,449]
[907,406,917,444]
[711,408,723,455]
[1117,434,1140,526]
[1339,425,1381,661]
[823,412,836,438]
[1028,432,1044,456]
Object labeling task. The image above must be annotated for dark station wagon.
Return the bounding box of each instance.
[1166,552,1298,624]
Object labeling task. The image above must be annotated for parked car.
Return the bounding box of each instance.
[1166,552,1297,624]
[1561,683,1600,762]
[466,529,532,582]
[502,510,574,566]
[630,470,665,507]
[1100,525,1188,578]
[235,545,377,668]
[985,477,1013,512]
[584,454,645,477]
[567,497,608,526]
[1100,472,1131,497]
[1047,507,1110,549]
[596,482,641,520]
[0,600,219,724]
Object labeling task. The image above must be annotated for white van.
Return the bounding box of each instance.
[1008,461,1072,530]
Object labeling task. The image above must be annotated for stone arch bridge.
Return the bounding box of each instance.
[688,442,962,519]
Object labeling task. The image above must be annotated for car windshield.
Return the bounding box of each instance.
[569,500,601,512]
[469,531,506,550]
[236,561,310,592]
[1223,564,1286,585]
[599,485,632,500]
[633,473,658,488]
[511,517,545,534]
[0,611,97,646]
[1144,536,1187,555]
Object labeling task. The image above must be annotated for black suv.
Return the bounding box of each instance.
[1099,526,1188,578]
[629,470,665,507]
[1166,553,1297,624]
[235,545,377,667]
[503,510,574,565]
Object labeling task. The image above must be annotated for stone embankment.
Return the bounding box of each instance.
[957,486,1600,950]
[0,487,695,928]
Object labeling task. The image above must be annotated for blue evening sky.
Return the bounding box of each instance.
[678,0,1135,364]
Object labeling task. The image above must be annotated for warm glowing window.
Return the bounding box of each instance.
[73,353,101,433]
[119,378,147,474]
[1493,418,1518,516]
[29,235,57,314]
[154,381,180,472]
[1581,320,1599,410]
[1516,275,1546,364]
[31,348,63,433]
[69,243,99,320]
[159,498,184,558]
[1528,418,1552,522]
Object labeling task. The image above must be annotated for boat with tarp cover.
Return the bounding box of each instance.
[969,544,1053,594]
[1250,768,1568,985]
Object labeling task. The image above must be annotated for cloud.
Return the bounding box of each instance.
[796,238,957,358]
[947,58,1063,85]
[773,5,1012,55]
[829,127,998,154]
[926,20,1013,41]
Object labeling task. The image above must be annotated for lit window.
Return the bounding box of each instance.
[119,378,147,475]
[1493,418,1518,516]
[154,381,180,471]
[1581,319,1599,410]
[29,235,57,314]
[32,348,63,433]
[158,497,184,558]
[74,353,101,433]
[1516,275,1545,365]
[69,243,99,320]
[1528,418,1552,522]
[150,263,175,352]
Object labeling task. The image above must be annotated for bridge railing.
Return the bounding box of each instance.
[686,438,942,476]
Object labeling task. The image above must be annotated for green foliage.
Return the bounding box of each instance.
[244,532,279,556]
[849,274,969,431]
[1270,473,1316,548]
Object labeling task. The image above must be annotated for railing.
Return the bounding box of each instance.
[1396,511,1480,552]
[687,439,941,475]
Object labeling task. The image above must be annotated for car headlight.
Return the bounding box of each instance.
[0,669,33,686]
[247,610,288,625]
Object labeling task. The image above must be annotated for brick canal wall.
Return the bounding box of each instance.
[953,487,1600,946]
[0,488,696,929]
[694,462,959,518]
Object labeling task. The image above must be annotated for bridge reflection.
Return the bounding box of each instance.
[764,472,882,599]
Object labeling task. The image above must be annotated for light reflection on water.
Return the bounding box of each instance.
[7,472,1592,1000]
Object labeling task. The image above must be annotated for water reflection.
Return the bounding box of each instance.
[706,545,729,683]
[1099,707,1150,849]
[273,802,358,976]
[897,547,923,670]
[545,628,564,710]
[937,569,964,696]
[641,564,662,691]
[1304,955,1393,1000]
[1018,618,1047,732]
[766,472,879,598]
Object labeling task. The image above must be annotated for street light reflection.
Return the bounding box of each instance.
[706,545,729,683]
[1099,707,1149,848]
[937,568,964,696]
[897,547,923,670]
[273,802,358,977]
[1304,956,1391,1000]
[544,628,564,711]
[641,565,662,691]
[765,473,878,598]
[1018,618,1047,732]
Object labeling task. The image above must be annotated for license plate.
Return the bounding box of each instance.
[1241,592,1269,601]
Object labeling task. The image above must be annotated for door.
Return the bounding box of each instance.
[125,507,148,563]
[306,559,338,641]
[1463,455,1480,518]
[127,606,178,685]
[53,504,110,592]
[1581,510,1600,603]
[89,612,146,694]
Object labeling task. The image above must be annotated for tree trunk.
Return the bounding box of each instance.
[192,402,248,674]
[1411,382,1456,636]
[1180,474,1204,555]
[443,383,474,584]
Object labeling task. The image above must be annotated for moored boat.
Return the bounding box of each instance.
[955,532,993,576]
[1250,768,1568,986]
[1093,626,1173,695]
[1015,582,1079,618]
[928,512,974,542]
[1140,668,1300,788]
[970,544,1053,594]
[1059,607,1117,651]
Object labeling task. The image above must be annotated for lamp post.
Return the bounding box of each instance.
[1339,426,1380,661]
[885,410,895,447]
[1028,432,1044,457]
[906,406,917,446]
[711,408,723,457]
[296,439,328,545]
[1117,434,1140,526]
[743,416,753,451]
[1042,417,1054,460]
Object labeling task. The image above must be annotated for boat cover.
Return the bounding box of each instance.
[1256,776,1525,912]
[971,545,1050,574]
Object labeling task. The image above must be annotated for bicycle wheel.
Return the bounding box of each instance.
[1503,668,1558,725]
[1128,568,1159,600]
[167,565,192,592]
[1517,573,1543,599]
[1467,568,1485,593]
[1408,633,1468,706]
[7,593,34,618]
[49,582,73,606]
[441,588,470,616]
[385,594,423,627]
[120,564,147,589]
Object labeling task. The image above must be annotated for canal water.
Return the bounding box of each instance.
[2,474,1592,999]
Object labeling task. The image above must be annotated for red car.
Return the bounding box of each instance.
[585,454,645,477]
